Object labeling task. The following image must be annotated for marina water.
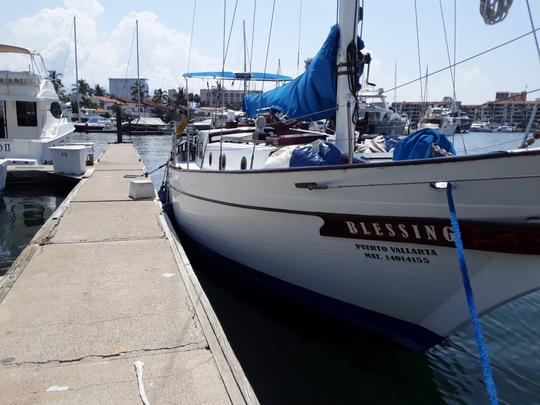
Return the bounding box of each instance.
[1,131,538,403]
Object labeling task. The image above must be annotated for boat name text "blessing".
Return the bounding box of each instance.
[319,216,456,248]
[344,221,454,243]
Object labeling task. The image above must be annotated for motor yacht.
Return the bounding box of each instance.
[0,44,74,164]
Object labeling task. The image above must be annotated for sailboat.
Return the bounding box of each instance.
[166,0,540,350]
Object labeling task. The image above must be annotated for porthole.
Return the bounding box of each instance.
[240,156,247,170]
[219,154,227,170]
[208,152,213,166]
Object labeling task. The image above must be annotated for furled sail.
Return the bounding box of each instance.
[243,25,364,121]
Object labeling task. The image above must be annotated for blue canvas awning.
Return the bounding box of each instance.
[183,71,292,82]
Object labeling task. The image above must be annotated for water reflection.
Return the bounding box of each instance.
[0,189,66,275]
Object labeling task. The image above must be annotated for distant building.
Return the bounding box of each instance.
[109,96,151,117]
[167,88,178,99]
[462,101,540,127]
[391,99,462,124]
[108,78,149,99]
[92,95,123,114]
[495,91,526,102]
[200,88,261,107]
[460,91,539,127]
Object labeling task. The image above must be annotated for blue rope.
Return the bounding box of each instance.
[446,185,499,404]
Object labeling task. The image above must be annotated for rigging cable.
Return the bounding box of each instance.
[183,0,198,171]
[248,0,257,92]
[186,0,197,74]
[261,0,277,93]
[296,0,303,76]
[61,22,73,78]
[223,0,239,65]
[454,0,467,155]
[438,0,456,103]
[446,0,466,154]
[525,0,540,65]
[383,28,540,95]
[121,26,137,99]
[413,0,424,105]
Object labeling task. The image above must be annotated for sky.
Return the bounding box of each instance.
[0,0,539,104]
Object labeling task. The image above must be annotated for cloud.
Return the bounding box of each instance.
[64,0,104,18]
[6,0,219,94]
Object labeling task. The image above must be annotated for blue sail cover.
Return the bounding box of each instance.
[243,25,346,121]
[393,128,457,160]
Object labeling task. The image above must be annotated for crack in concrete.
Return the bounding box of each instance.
[44,235,167,245]
[2,342,210,368]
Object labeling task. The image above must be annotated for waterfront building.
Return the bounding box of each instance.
[92,95,124,114]
[462,93,540,128]
[108,78,149,99]
[200,88,261,108]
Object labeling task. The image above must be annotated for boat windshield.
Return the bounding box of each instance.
[0,51,46,77]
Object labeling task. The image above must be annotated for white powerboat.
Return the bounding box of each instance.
[356,88,407,137]
[418,106,457,136]
[0,44,74,164]
[166,0,540,350]
[74,115,114,132]
[470,121,492,132]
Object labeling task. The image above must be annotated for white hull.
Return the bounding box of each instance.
[418,121,457,137]
[0,45,76,165]
[0,128,74,164]
[168,149,540,348]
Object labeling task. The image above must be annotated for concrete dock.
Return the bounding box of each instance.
[0,143,257,404]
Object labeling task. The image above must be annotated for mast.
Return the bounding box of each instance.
[243,20,247,96]
[393,61,397,104]
[296,0,303,76]
[73,16,81,123]
[424,64,428,106]
[276,58,281,88]
[136,19,141,119]
[335,0,359,155]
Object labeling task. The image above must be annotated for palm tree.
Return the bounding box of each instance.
[172,87,187,109]
[152,88,168,104]
[168,86,188,121]
[94,84,107,96]
[71,79,92,97]
[48,70,64,96]
[71,79,94,108]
